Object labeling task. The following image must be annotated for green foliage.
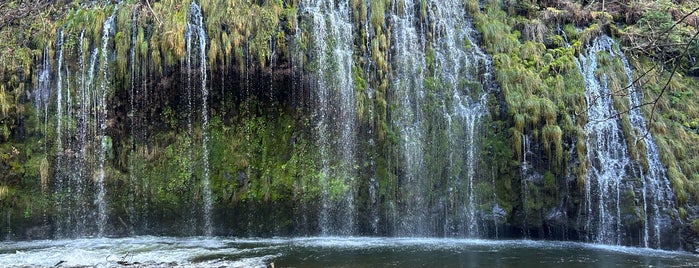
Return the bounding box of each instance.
[473,2,585,173]
[200,0,290,69]
[626,53,699,213]
[206,109,321,204]
[624,6,698,67]
[0,0,697,239]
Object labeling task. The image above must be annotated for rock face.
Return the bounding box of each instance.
[0,0,697,251]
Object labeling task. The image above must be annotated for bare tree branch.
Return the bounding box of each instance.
[584,5,699,126]
[646,28,699,125]
[0,0,54,30]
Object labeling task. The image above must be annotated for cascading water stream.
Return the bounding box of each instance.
[35,46,51,131]
[521,133,531,238]
[618,41,676,248]
[186,2,212,236]
[427,0,490,237]
[76,29,98,237]
[5,0,686,249]
[127,9,138,236]
[387,0,492,237]
[578,36,628,245]
[55,30,64,159]
[302,0,357,235]
[52,6,116,238]
[95,7,118,237]
[53,31,68,236]
[577,36,675,247]
[390,0,428,236]
[34,43,51,233]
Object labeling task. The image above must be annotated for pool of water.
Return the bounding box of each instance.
[1,237,698,267]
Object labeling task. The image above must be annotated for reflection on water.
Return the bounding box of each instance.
[1,237,698,267]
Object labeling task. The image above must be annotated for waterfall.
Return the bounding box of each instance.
[619,41,676,248]
[76,29,98,237]
[186,2,212,236]
[390,0,428,236]
[579,36,629,245]
[521,133,531,238]
[46,6,117,238]
[52,32,68,235]
[388,0,492,237]
[35,46,51,126]
[390,0,490,237]
[302,0,357,235]
[95,7,118,237]
[578,35,676,247]
[127,9,138,236]
[430,0,491,237]
[55,30,65,158]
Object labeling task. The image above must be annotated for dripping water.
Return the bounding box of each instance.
[521,133,531,238]
[186,2,212,236]
[53,31,68,236]
[390,0,428,236]
[128,8,138,235]
[617,41,676,248]
[55,30,64,158]
[95,6,118,237]
[578,36,627,245]
[302,0,357,236]
[577,35,676,247]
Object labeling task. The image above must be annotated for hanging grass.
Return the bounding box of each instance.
[512,128,523,162]
[541,98,556,125]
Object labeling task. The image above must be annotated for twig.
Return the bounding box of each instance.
[647,29,699,126]
[583,5,699,125]
[145,0,161,26]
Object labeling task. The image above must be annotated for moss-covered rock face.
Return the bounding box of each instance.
[1,0,698,251]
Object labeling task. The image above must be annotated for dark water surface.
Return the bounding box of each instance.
[1,237,698,267]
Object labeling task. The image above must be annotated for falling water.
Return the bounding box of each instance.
[521,133,531,238]
[428,0,490,236]
[55,30,64,157]
[390,0,428,236]
[76,29,97,237]
[50,28,88,237]
[35,46,51,123]
[186,2,212,236]
[578,35,676,247]
[618,42,676,248]
[578,36,628,245]
[302,0,357,235]
[95,7,118,237]
[127,9,137,236]
[388,0,491,237]
[56,28,92,237]
[52,32,68,236]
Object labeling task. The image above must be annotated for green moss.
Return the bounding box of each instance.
[353,64,369,122]
[691,218,699,234]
